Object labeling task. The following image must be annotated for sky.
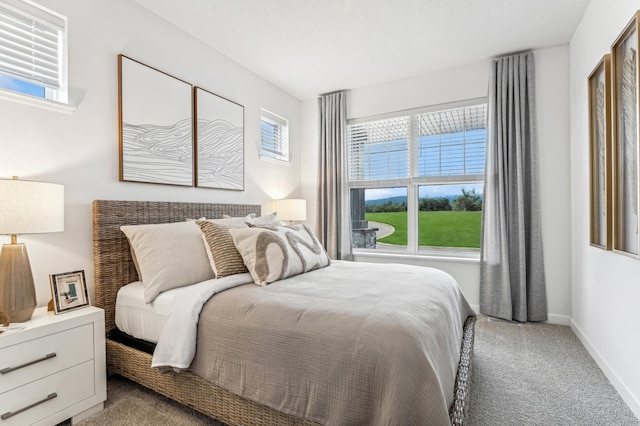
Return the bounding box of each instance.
[366,183,483,201]
[0,76,45,97]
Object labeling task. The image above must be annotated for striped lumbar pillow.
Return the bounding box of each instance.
[197,219,249,278]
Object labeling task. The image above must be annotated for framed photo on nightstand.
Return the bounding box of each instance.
[50,270,90,314]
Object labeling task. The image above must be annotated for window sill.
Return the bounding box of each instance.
[259,155,291,166]
[0,89,76,114]
[353,250,480,264]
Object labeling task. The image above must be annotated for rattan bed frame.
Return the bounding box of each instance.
[92,199,475,426]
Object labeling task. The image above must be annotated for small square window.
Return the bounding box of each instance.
[260,109,289,162]
[0,1,68,103]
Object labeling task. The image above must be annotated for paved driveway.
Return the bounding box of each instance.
[368,221,395,239]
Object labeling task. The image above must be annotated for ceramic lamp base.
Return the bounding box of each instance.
[0,243,37,323]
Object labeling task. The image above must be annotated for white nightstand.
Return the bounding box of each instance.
[0,306,106,426]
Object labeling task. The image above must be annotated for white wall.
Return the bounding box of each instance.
[0,0,302,306]
[570,0,640,417]
[302,46,572,322]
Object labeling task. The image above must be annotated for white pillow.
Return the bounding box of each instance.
[229,223,330,286]
[221,212,278,225]
[121,221,214,303]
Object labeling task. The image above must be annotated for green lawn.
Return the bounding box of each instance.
[366,211,481,248]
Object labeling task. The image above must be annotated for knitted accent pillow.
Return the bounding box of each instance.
[229,224,330,286]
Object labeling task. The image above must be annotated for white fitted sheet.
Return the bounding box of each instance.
[115,281,189,343]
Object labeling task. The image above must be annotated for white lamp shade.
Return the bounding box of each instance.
[0,179,64,235]
[274,198,307,222]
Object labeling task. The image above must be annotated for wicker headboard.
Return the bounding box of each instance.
[92,200,261,334]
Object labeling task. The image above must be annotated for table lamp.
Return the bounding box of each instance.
[0,177,64,323]
[274,198,307,225]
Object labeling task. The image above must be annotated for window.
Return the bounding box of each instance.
[0,0,68,103]
[347,99,487,256]
[260,109,289,162]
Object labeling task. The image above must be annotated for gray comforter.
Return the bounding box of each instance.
[189,261,474,425]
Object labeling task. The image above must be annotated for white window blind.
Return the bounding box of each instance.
[417,104,487,180]
[260,109,289,161]
[347,103,486,183]
[347,116,410,181]
[0,0,65,89]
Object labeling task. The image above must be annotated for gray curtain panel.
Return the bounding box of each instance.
[480,52,547,322]
[317,91,352,260]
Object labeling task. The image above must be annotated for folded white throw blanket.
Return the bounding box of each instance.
[151,272,253,371]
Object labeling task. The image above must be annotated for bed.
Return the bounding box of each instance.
[93,199,476,426]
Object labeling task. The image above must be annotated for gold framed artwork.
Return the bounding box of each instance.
[194,87,245,190]
[49,270,90,314]
[117,55,247,192]
[588,54,613,249]
[118,55,194,187]
[612,11,640,257]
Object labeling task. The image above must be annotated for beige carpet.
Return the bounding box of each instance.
[74,375,223,425]
[69,315,639,425]
[467,315,639,425]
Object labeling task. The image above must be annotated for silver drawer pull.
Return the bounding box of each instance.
[0,353,56,375]
[1,392,57,420]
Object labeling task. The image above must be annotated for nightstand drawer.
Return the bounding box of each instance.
[0,360,95,426]
[0,323,93,393]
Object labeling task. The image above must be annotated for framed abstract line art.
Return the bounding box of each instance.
[194,87,244,190]
[612,11,640,257]
[119,55,194,186]
[49,270,90,314]
[588,54,612,250]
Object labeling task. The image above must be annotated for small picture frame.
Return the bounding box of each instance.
[49,270,90,314]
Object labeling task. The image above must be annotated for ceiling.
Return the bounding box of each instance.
[134,0,591,100]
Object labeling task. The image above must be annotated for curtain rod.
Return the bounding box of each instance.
[318,89,348,97]
[492,49,532,60]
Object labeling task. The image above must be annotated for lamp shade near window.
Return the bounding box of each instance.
[0,178,64,323]
[274,198,307,224]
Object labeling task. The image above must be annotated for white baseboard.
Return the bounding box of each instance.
[546,313,571,326]
[470,304,570,326]
[570,319,640,420]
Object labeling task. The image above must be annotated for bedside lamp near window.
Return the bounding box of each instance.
[0,177,64,323]
[274,198,307,225]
